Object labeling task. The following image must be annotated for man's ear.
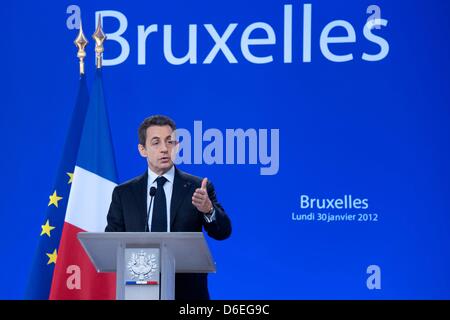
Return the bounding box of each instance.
[138,144,147,158]
[173,140,180,155]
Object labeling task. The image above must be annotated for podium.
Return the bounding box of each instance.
[77,232,216,300]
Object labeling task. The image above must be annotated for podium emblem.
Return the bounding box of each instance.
[127,250,158,280]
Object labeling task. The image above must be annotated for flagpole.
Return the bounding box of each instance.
[93,15,106,69]
[74,22,88,75]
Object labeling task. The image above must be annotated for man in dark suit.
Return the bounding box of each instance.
[105,115,232,300]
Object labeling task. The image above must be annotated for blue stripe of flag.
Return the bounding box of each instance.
[76,69,118,184]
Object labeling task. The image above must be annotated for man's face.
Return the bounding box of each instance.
[138,125,178,175]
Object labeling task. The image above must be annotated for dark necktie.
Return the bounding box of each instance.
[151,176,168,232]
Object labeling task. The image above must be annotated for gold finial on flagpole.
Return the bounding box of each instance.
[93,14,106,69]
[74,22,88,75]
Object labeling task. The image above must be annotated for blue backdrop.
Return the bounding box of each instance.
[1,0,450,299]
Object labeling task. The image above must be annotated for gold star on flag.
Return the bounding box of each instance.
[67,172,74,184]
[40,219,55,237]
[48,191,63,208]
[46,249,57,265]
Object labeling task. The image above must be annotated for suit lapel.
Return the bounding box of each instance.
[132,171,148,231]
[170,167,191,228]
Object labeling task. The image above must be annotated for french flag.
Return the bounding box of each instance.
[49,70,117,299]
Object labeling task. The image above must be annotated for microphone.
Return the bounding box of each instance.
[145,186,157,232]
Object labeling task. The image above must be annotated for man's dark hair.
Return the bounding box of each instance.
[138,115,177,146]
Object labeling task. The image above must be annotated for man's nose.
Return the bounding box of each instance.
[160,142,169,152]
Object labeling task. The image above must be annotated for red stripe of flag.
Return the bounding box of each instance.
[49,222,116,300]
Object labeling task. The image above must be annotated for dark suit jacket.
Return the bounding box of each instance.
[105,166,232,300]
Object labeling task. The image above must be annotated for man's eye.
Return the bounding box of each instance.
[152,141,159,146]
